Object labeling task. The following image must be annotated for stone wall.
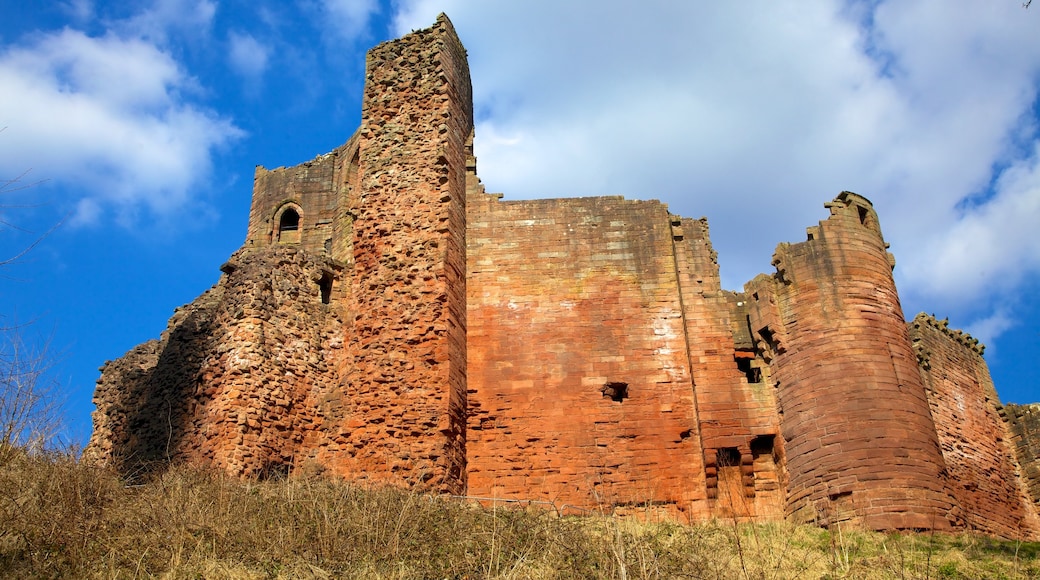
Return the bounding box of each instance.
[246,134,359,259]
[84,246,346,477]
[465,193,713,518]
[672,217,783,520]
[305,14,472,493]
[745,193,959,531]
[85,15,1040,539]
[87,15,472,493]
[910,314,1040,538]
[1007,404,1040,512]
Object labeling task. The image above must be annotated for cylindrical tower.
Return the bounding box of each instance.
[746,192,958,531]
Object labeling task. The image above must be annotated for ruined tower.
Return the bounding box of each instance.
[745,193,959,530]
[85,16,1040,538]
[86,14,472,494]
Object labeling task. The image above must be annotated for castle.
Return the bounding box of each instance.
[84,15,1040,539]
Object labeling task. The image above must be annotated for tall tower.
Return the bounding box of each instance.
[746,192,958,530]
[337,14,473,493]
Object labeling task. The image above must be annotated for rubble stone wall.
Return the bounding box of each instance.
[83,246,346,477]
[334,14,471,493]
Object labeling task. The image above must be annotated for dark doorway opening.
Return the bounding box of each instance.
[318,271,333,305]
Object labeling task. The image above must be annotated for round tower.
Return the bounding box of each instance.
[747,192,958,530]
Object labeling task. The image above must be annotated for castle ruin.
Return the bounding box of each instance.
[84,15,1040,539]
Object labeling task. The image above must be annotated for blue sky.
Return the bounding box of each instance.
[1,0,1038,446]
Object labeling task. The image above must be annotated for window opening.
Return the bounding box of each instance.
[750,435,774,459]
[601,381,629,403]
[279,208,300,232]
[318,271,333,305]
[857,205,869,226]
[734,350,762,383]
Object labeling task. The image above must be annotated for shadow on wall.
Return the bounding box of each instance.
[115,307,215,478]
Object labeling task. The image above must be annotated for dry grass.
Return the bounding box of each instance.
[0,451,1037,579]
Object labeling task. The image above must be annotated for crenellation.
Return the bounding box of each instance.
[84,14,1039,540]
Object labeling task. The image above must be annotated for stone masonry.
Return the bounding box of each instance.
[85,15,1040,539]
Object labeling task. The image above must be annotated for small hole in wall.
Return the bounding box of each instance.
[750,434,775,459]
[601,381,629,403]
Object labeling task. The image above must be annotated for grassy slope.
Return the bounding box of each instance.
[0,452,1037,579]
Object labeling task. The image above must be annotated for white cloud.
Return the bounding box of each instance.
[391,1,1040,343]
[903,142,1040,311]
[116,0,216,45]
[61,0,94,23]
[0,28,241,225]
[965,308,1016,355]
[317,0,380,42]
[393,2,900,271]
[228,31,270,82]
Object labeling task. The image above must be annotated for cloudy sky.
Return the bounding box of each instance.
[1,0,1038,445]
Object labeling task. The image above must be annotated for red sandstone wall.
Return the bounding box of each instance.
[87,16,473,493]
[746,192,959,531]
[671,217,783,519]
[910,314,1040,539]
[84,247,347,477]
[245,134,358,259]
[86,16,1040,539]
[1007,404,1040,511]
[318,14,472,493]
[465,193,712,517]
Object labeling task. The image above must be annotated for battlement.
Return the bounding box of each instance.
[912,312,985,356]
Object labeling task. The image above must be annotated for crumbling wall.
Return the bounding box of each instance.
[316,14,472,493]
[87,15,472,493]
[245,134,359,260]
[85,14,1040,539]
[746,192,958,531]
[909,314,1040,539]
[84,246,347,476]
[1006,404,1040,512]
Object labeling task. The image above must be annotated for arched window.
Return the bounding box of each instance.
[276,206,302,243]
[279,208,300,232]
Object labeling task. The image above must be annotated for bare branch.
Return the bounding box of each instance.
[0,331,66,462]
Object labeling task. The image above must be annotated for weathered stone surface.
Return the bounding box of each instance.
[745,194,960,532]
[85,14,1039,539]
[911,314,1040,539]
[1007,404,1040,512]
[84,245,345,477]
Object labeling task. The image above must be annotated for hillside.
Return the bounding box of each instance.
[2,452,1037,579]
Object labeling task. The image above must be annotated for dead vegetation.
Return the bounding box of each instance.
[0,452,1036,579]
